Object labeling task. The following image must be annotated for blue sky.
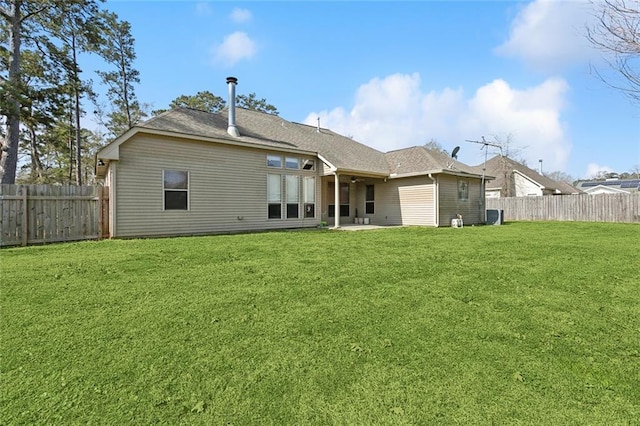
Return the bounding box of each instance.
[97,0,640,179]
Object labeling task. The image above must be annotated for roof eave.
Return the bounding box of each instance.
[335,167,389,178]
[390,169,493,180]
[97,127,140,161]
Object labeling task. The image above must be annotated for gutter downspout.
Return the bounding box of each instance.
[428,173,438,227]
[334,172,340,228]
[109,162,117,237]
[479,177,486,224]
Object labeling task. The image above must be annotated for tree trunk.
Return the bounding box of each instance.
[0,0,23,184]
[27,125,44,181]
[120,46,132,128]
[74,89,82,185]
[68,101,73,183]
[72,34,82,186]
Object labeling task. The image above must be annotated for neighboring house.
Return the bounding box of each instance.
[96,77,490,238]
[576,179,640,195]
[476,155,582,198]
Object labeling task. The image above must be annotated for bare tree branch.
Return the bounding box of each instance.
[587,0,640,101]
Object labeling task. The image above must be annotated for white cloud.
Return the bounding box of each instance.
[495,0,595,73]
[230,8,252,23]
[304,73,572,172]
[195,2,213,16]
[586,163,613,178]
[211,32,257,67]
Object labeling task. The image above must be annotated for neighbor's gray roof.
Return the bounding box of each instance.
[139,107,390,175]
[475,156,581,194]
[555,180,584,194]
[385,146,485,177]
[576,179,639,193]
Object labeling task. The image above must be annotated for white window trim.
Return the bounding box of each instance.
[285,157,300,170]
[163,170,190,211]
[267,173,283,220]
[304,176,316,218]
[302,159,315,171]
[285,175,300,219]
[267,154,283,168]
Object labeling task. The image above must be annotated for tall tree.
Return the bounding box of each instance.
[94,12,145,138]
[0,0,102,184]
[153,91,226,115]
[45,1,103,185]
[488,133,526,197]
[587,0,640,101]
[236,92,279,115]
[423,139,449,156]
[0,0,46,184]
[545,171,577,185]
[153,91,279,116]
[17,50,68,182]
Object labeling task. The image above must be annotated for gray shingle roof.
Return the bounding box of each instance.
[130,107,485,179]
[576,179,639,193]
[139,107,390,175]
[476,156,581,194]
[385,146,483,176]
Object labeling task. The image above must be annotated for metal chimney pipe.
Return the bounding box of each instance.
[226,77,240,137]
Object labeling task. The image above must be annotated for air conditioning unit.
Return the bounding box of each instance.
[486,209,504,225]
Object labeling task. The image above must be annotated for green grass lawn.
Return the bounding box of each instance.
[1,222,639,424]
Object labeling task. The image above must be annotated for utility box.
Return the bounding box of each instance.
[486,209,504,225]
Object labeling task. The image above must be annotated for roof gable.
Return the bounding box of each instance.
[582,184,629,194]
[230,108,390,175]
[385,146,486,178]
[478,155,579,194]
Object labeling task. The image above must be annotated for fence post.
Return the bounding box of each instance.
[20,185,28,247]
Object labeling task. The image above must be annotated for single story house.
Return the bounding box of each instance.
[576,179,640,194]
[477,155,582,198]
[96,77,490,238]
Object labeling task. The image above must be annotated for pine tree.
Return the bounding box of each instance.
[95,12,146,138]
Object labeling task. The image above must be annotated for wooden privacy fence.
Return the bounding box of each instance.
[0,185,109,247]
[487,193,640,223]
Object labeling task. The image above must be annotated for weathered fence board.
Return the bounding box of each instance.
[0,185,109,247]
[487,193,640,223]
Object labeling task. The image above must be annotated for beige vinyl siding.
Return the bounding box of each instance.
[113,134,319,237]
[374,176,436,226]
[437,174,483,225]
[320,162,333,176]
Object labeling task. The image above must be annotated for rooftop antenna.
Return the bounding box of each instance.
[464,136,503,223]
[465,136,502,178]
